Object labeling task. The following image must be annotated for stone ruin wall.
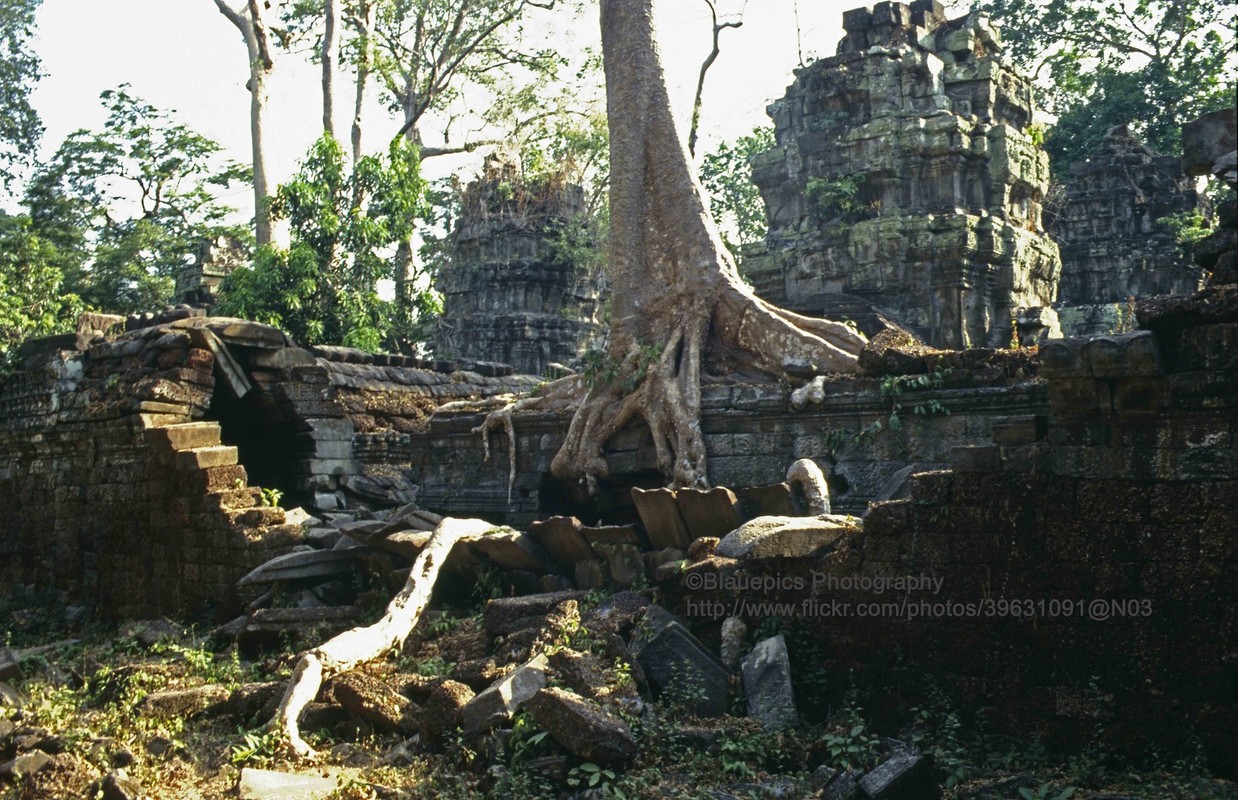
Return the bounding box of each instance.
[433,160,605,377]
[1049,126,1210,336]
[744,0,1061,349]
[0,310,535,619]
[644,289,1234,761]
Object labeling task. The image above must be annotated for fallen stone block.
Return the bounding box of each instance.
[237,548,365,587]
[138,683,230,720]
[421,679,475,745]
[741,634,798,729]
[737,483,800,518]
[0,648,20,682]
[468,530,551,573]
[857,751,939,799]
[633,620,729,717]
[237,767,344,800]
[580,524,644,547]
[527,687,637,765]
[528,517,594,568]
[381,530,431,559]
[483,591,587,637]
[714,515,854,560]
[330,672,417,734]
[459,654,548,734]
[0,749,54,780]
[631,487,691,549]
[89,770,144,800]
[592,543,644,590]
[676,487,744,540]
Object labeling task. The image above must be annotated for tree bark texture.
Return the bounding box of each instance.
[478,0,867,491]
[323,0,339,136]
[214,0,275,246]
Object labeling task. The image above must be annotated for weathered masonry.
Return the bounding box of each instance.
[744,0,1061,349]
[0,310,536,619]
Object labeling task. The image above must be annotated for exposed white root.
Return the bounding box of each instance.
[787,458,831,515]
[269,517,500,759]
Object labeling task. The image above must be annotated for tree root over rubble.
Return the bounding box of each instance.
[269,517,497,759]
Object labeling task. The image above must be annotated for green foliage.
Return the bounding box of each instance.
[822,687,880,771]
[259,487,284,508]
[805,173,864,221]
[0,0,43,194]
[566,762,619,792]
[25,86,251,315]
[910,682,969,789]
[861,369,952,437]
[216,134,431,351]
[229,727,284,767]
[0,212,82,373]
[1157,210,1212,250]
[978,0,1237,175]
[505,711,551,767]
[582,342,663,393]
[700,126,775,260]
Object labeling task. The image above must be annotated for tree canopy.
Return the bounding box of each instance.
[0,0,44,194]
[25,87,251,316]
[215,134,429,351]
[979,0,1238,172]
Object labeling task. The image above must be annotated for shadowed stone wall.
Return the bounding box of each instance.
[1050,126,1209,336]
[434,158,605,376]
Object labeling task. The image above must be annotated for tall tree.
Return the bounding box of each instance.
[479,0,866,490]
[0,0,44,195]
[369,0,565,306]
[213,0,283,245]
[346,0,376,164]
[978,0,1237,172]
[0,213,81,373]
[215,134,428,351]
[27,88,250,315]
[322,0,339,135]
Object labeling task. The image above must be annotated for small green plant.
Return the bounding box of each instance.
[1028,123,1046,148]
[1019,784,1077,800]
[860,369,952,437]
[583,342,664,393]
[806,173,864,221]
[661,661,708,716]
[567,762,619,792]
[820,427,852,461]
[506,711,551,767]
[471,564,505,605]
[229,727,283,766]
[259,487,283,508]
[823,685,880,770]
[910,682,969,789]
[411,656,456,678]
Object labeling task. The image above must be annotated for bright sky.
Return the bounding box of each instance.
[27,0,866,215]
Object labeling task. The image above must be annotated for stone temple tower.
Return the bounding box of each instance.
[744,0,1062,349]
[434,155,605,376]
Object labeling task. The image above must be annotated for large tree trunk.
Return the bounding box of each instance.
[478,0,866,491]
[323,0,339,137]
[270,518,496,759]
[214,0,276,246]
[348,0,376,166]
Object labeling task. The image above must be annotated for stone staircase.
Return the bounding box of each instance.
[147,421,286,527]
